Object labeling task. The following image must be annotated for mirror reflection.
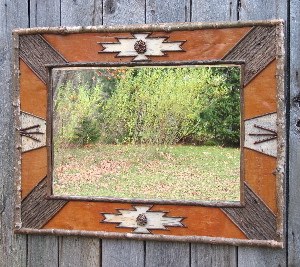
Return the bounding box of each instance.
[51,65,241,202]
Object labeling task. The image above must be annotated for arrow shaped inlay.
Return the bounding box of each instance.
[249,124,278,144]
[244,112,277,157]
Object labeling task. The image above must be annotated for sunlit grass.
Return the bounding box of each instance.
[53,144,240,202]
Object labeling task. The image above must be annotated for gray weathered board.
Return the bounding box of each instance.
[1,0,298,266]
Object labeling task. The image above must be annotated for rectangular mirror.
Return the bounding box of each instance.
[14,20,285,247]
[51,65,242,202]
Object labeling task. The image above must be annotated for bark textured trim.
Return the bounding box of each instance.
[19,34,68,84]
[21,177,68,229]
[223,26,276,85]
[222,183,277,240]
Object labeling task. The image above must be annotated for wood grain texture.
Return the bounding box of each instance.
[0,0,28,266]
[19,34,68,83]
[237,0,287,266]
[238,247,286,267]
[58,236,100,267]
[102,239,144,267]
[0,1,293,267]
[61,0,102,26]
[103,0,145,25]
[289,0,300,265]
[238,0,286,20]
[144,2,238,265]
[189,1,240,265]
[27,235,59,267]
[145,241,190,267]
[191,0,238,22]
[191,244,237,267]
[21,177,68,228]
[146,0,190,23]
[29,0,61,27]
[102,1,180,265]
[54,2,104,267]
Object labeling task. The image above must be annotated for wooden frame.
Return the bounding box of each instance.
[13,20,285,247]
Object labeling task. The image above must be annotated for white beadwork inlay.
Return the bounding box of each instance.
[99,33,185,61]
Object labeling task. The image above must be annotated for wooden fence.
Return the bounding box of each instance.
[0,0,299,266]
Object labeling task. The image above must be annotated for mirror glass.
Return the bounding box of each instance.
[51,65,241,202]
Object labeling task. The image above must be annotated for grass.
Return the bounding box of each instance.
[53,144,240,202]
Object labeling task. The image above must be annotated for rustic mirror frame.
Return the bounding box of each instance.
[13,20,285,247]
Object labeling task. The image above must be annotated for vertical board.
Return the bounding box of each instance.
[191,0,238,21]
[29,0,61,27]
[146,0,191,23]
[289,0,300,265]
[27,236,59,267]
[238,0,284,20]
[100,0,152,264]
[190,1,239,265]
[191,244,237,267]
[58,1,103,266]
[0,0,294,266]
[103,0,145,25]
[141,2,190,266]
[102,239,144,267]
[238,0,287,265]
[145,241,190,267]
[0,0,28,266]
[58,237,100,267]
[61,0,103,26]
[238,247,286,267]
[21,2,62,266]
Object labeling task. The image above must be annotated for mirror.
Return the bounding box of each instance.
[51,65,241,202]
[14,21,284,247]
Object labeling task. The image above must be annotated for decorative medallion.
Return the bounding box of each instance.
[20,111,46,152]
[101,205,185,234]
[134,40,147,54]
[244,112,277,157]
[99,33,185,61]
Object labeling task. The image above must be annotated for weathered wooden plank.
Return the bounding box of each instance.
[142,2,195,267]
[29,0,61,27]
[103,0,145,25]
[102,239,144,267]
[288,0,300,266]
[145,241,190,267]
[101,1,148,265]
[191,0,238,21]
[146,0,190,23]
[58,236,100,267]
[237,0,287,265]
[238,247,285,267]
[61,0,103,26]
[189,1,240,266]
[238,0,285,20]
[57,1,103,266]
[191,244,237,267]
[0,0,28,266]
[18,3,63,266]
[27,235,59,267]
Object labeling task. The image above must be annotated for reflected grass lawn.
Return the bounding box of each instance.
[53,144,240,202]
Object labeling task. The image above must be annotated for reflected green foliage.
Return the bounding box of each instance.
[53,76,103,147]
[54,66,240,147]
